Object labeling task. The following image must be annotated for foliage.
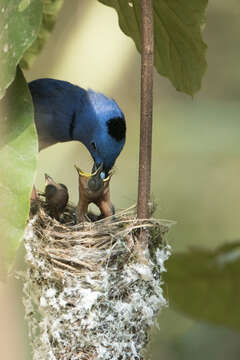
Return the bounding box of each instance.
[0,68,37,266]
[20,0,64,69]
[98,0,208,95]
[0,0,42,99]
[166,242,240,332]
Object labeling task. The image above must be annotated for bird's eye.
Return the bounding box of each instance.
[91,141,97,151]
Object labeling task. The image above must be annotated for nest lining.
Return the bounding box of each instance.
[23,202,172,360]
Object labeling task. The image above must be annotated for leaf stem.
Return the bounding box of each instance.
[137,0,154,221]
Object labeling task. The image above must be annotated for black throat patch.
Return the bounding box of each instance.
[106,116,126,142]
[69,111,76,140]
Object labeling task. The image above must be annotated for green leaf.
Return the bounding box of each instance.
[20,0,64,69]
[0,0,42,99]
[166,242,240,332]
[0,67,38,267]
[98,0,208,95]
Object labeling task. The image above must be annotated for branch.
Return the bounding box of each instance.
[137,0,154,220]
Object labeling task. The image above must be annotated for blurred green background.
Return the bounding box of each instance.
[24,0,240,358]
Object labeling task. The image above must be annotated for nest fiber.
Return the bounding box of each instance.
[23,205,172,360]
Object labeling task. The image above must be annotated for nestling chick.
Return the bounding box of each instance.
[44,174,69,221]
[29,185,40,217]
[75,164,114,222]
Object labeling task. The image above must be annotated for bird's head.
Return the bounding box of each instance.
[44,173,58,198]
[74,89,126,177]
[44,174,68,199]
[89,114,126,176]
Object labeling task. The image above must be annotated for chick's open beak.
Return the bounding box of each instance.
[74,165,92,178]
[45,173,57,186]
[75,163,103,192]
[75,163,112,193]
[92,161,109,180]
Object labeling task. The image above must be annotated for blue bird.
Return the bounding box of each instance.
[28,79,126,176]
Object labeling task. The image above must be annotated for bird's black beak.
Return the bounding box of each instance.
[92,161,108,178]
[92,161,99,173]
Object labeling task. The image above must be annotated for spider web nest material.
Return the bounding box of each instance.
[23,202,173,360]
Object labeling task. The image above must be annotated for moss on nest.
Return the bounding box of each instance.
[23,202,173,360]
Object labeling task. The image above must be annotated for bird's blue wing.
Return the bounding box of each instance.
[29,79,85,149]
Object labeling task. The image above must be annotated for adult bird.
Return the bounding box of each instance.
[29,79,126,177]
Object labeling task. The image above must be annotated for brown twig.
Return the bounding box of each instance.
[137,0,154,221]
[137,0,154,249]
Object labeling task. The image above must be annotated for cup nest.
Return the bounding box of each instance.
[23,201,173,360]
